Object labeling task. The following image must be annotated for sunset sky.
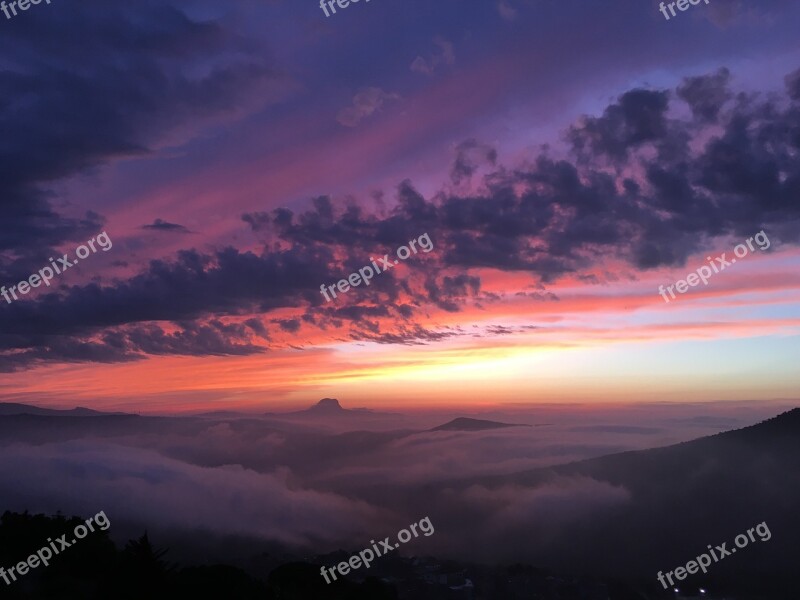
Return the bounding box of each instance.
[1,0,799,413]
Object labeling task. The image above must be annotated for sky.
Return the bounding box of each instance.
[1,0,799,413]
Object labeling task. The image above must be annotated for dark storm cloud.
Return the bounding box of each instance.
[253,66,799,279]
[0,247,331,336]
[676,67,732,123]
[786,68,800,101]
[4,65,800,367]
[567,89,672,162]
[0,246,333,369]
[124,321,263,356]
[273,318,301,333]
[244,317,270,339]
[450,139,498,184]
[0,0,278,278]
[424,274,481,312]
[323,305,392,323]
[0,320,263,369]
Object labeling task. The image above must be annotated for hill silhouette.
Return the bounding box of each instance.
[0,510,399,600]
[0,403,126,417]
[430,417,530,431]
[442,407,800,597]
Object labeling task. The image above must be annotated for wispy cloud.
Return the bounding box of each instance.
[336,87,400,127]
[497,0,518,21]
[410,37,455,76]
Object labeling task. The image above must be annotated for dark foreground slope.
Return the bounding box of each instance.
[452,407,800,597]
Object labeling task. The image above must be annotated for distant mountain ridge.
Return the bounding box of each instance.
[0,403,127,417]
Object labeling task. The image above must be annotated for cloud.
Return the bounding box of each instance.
[567,89,672,162]
[269,67,800,280]
[497,0,518,20]
[677,67,732,123]
[450,139,498,184]
[424,274,481,312]
[786,67,800,101]
[0,245,335,369]
[142,219,192,233]
[360,475,633,564]
[457,478,631,536]
[273,318,301,333]
[568,425,663,434]
[410,37,455,76]
[0,0,280,281]
[3,66,800,368]
[0,402,784,567]
[0,441,387,548]
[336,87,399,127]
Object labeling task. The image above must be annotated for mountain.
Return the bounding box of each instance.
[430,417,531,431]
[265,398,396,419]
[191,410,253,418]
[0,403,126,416]
[307,398,348,414]
[436,407,800,597]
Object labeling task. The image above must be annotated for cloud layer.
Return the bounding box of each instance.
[2,7,799,372]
